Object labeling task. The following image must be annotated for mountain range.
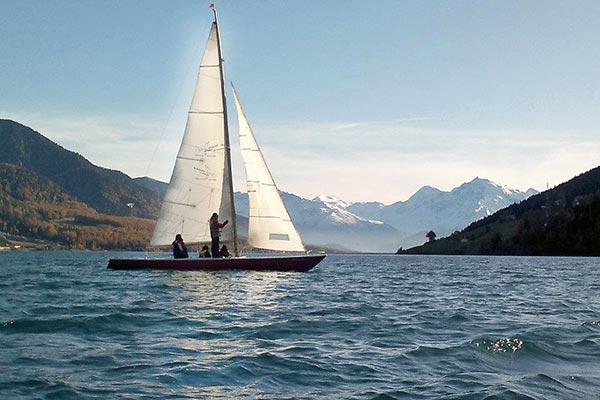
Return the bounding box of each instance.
[350,178,538,249]
[1,119,538,252]
[403,166,600,256]
[135,177,537,252]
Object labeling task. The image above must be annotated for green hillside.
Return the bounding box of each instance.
[0,119,161,218]
[403,166,600,256]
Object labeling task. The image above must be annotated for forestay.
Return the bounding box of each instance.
[151,22,234,246]
[233,87,305,252]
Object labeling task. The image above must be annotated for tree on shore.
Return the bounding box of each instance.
[426,230,437,242]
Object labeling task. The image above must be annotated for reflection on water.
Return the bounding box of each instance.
[164,267,303,395]
[170,269,291,308]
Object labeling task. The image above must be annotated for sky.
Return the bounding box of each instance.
[1,0,599,203]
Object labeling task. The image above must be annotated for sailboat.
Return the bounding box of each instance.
[108,8,325,272]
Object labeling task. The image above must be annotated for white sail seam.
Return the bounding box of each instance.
[163,200,196,208]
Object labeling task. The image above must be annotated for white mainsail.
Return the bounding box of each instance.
[151,21,236,247]
[232,87,305,252]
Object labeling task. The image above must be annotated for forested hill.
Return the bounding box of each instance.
[0,162,153,250]
[403,166,600,256]
[0,119,160,218]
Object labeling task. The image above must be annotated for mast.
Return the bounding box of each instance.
[151,12,230,247]
[212,6,239,256]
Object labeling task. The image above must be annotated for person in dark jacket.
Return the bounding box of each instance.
[220,245,230,258]
[199,245,211,258]
[172,234,188,259]
[209,213,228,258]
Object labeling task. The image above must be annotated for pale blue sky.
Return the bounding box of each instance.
[1,1,599,202]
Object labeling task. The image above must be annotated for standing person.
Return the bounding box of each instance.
[209,213,228,258]
[172,234,188,259]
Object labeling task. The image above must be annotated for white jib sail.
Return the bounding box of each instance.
[151,22,234,246]
[232,87,305,252]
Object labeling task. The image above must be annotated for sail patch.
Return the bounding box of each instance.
[269,233,290,241]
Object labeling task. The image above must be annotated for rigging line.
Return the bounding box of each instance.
[142,12,213,179]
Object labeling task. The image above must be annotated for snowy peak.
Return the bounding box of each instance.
[461,177,533,197]
[467,177,532,203]
[314,194,383,225]
[405,185,443,203]
[315,194,352,210]
[458,177,501,192]
[467,176,492,184]
[450,178,536,219]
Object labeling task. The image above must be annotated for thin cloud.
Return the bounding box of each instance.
[2,111,598,203]
[253,120,600,202]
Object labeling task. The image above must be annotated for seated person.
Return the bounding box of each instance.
[219,245,231,258]
[199,245,211,258]
[172,234,188,259]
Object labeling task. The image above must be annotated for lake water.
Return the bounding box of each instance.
[2,252,600,399]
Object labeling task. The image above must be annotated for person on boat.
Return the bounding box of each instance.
[172,234,188,259]
[199,245,211,258]
[209,213,228,258]
[220,245,231,258]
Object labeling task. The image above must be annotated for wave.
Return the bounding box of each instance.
[473,337,524,353]
[0,312,158,335]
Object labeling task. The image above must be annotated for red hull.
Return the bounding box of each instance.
[107,254,325,272]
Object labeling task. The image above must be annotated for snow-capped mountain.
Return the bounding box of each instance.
[313,194,385,225]
[234,192,400,252]
[350,177,538,248]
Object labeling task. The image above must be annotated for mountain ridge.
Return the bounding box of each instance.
[0,119,160,218]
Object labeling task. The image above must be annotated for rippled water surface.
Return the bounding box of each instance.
[2,252,600,399]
